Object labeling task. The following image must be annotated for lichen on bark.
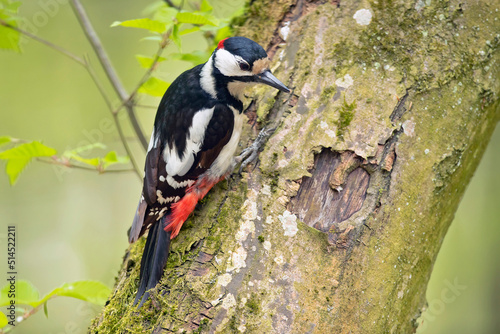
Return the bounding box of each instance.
[90,0,499,332]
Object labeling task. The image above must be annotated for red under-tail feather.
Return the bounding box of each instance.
[164,177,220,239]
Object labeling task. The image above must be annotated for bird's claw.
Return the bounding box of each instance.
[236,127,276,173]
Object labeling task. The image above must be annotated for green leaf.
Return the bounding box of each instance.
[0,311,7,328]
[0,280,111,309]
[168,50,210,66]
[111,18,166,33]
[0,136,12,147]
[0,0,22,52]
[138,77,170,96]
[135,54,166,68]
[0,25,20,52]
[171,23,181,49]
[175,12,218,26]
[40,281,111,306]
[0,141,57,185]
[200,0,213,13]
[102,151,129,169]
[0,280,40,307]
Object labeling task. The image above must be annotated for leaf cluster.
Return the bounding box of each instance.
[0,137,129,185]
[0,280,111,330]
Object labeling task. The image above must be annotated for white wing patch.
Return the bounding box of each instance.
[163,107,215,177]
[215,49,253,77]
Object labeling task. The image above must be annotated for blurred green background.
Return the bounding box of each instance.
[0,1,498,333]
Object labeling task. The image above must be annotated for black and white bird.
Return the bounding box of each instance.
[129,36,290,306]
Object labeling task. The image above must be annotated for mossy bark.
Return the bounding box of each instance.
[90,0,500,333]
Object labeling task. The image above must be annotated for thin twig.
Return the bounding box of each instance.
[69,0,148,150]
[0,19,85,65]
[37,158,137,174]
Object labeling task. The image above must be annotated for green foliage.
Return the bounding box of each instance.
[0,140,130,184]
[0,0,21,52]
[111,18,169,34]
[0,280,39,307]
[0,280,110,328]
[175,12,219,26]
[138,76,171,96]
[0,140,56,185]
[0,279,111,308]
[62,143,130,169]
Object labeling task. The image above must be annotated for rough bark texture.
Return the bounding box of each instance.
[90,0,499,332]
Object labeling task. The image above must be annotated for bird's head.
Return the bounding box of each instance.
[209,37,290,97]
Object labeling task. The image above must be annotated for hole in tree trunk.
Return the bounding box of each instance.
[289,150,370,232]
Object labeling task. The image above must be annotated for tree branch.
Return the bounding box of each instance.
[69,0,148,151]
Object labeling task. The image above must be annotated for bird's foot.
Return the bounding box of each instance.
[235,127,276,173]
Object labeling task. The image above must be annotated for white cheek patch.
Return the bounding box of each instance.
[200,56,217,98]
[163,107,215,177]
[215,49,253,77]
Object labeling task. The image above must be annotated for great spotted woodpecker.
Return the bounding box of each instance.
[129,36,290,306]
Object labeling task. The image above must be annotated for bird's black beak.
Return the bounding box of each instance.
[256,70,290,93]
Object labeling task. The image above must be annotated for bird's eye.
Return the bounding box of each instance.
[239,62,250,71]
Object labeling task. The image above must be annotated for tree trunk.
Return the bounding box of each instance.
[90,0,499,332]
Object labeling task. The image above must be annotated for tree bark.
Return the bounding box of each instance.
[90,0,500,332]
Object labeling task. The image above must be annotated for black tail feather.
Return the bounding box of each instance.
[133,217,171,307]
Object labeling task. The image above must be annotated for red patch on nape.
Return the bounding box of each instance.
[217,38,228,50]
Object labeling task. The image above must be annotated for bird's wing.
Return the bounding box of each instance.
[129,132,162,243]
